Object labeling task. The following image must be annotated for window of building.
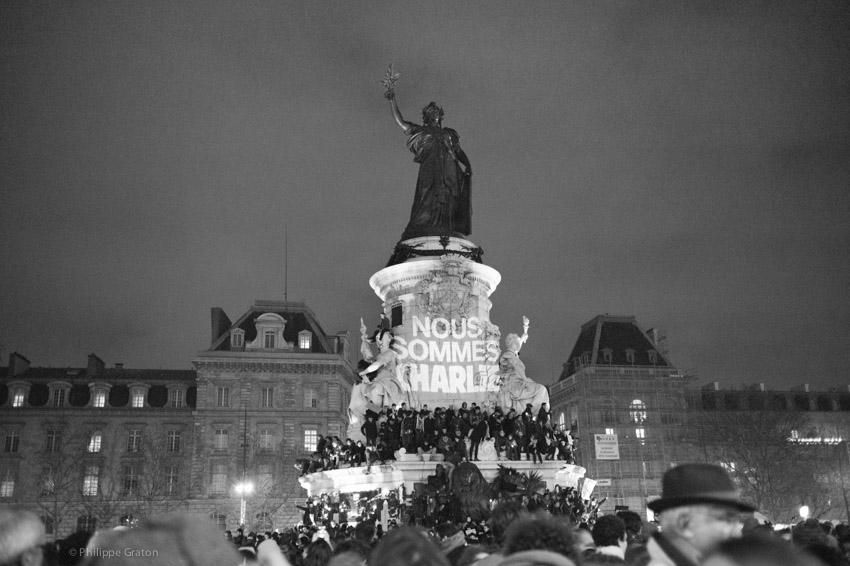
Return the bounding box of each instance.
[263,330,276,349]
[559,412,566,430]
[43,515,54,535]
[167,430,180,453]
[77,516,97,533]
[259,429,273,452]
[88,431,102,453]
[91,389,105,408]
[4,433,19,453]
[211,464,227,495]
[46,430,61,453]
[257,464,273,491]
[601,348,613,363]
[12,389,25,407]
[123,465,140,495]
[304,387,318,409]
[119,515,138,528]
[170,389,184,408]
[636,427,646,443]
[0,477,14,498]
[216,387,230,408]
[647,350,658,365]
[214,429,228,451]
[127,430,142,453]
[625,349,635,364]
[605,428,615,435]
[304,429,318,452]
[261,387,274,408]
[231,329,244,349]
[166,466,179,494]
[601,399,616,424]
[629,400,647,424]
[41,466,55,495]
[83,466,99,496]
[52,388,66,408]
[298,330,312,350]
[791,429,800,440]
[131,390,145,408]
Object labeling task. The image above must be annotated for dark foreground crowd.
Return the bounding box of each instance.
[299,402,576,475]
[3,464,850,566]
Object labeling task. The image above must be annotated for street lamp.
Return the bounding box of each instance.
[799,505,810,521]
[235,481,254,527]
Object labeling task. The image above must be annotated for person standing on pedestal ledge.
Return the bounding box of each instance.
[496,317,551,413]
[384,66,473,240]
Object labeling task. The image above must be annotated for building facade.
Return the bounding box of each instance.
[0,300,354,538]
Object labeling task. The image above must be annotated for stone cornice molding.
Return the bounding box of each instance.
[192,359,349,376]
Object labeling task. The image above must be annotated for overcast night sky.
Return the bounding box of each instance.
[1,2,848,391]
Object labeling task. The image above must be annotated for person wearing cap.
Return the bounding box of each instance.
[646,463,756,566]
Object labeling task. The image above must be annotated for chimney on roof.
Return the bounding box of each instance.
[646,328,669,357]
[702,381,721,391]
[211,307,232,345]
[87,353,105,377]
[791,383,810,392]
[8,352,30,377]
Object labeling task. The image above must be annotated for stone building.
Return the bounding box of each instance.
[0,299,354,538]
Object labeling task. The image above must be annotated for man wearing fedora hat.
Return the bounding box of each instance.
[646,463,756,566]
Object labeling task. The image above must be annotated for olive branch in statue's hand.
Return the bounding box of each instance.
[382,64,401,100]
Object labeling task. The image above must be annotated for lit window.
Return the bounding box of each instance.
[46,430,61,453]
[304,429,318,452]
[83,466,99,496]
[93,390,106,408]
[304,387,318,409]
[12,390,25,407]
[264,331,276,349]
[88,431,102,453]
[630,400,647,424]
[4,433,19,453]
[131,390,145,408]
[261,387,274,408]
[0,478,14,498]
[167,430,180,453]
[214,429,228,451]
[636,428,646,441]
[52,388,66,408]
[166,466,179,494]
[216,387,230,408]
[559,412,566,429]
[259,429,273,451]
[127,430,142,453]
[211,464,227,495]
[299,330,312,350]
[170,389,184,408]
[123,465,140,495]
[605,428,615,435]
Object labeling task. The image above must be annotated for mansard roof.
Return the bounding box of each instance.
[1,366,196,384]
[207,299,335,354]
[559,314,675,380]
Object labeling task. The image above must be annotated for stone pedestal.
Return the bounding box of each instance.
[370,236,503,408]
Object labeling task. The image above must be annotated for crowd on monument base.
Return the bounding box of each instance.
[299,402,575,477]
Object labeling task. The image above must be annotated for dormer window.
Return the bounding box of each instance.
[246,313,292,351]
[601,348,613,364]
[93,390,106,408]
[11,389,25,408]
[298,330,312,351]
[647,350,658,365]
[128,384,149,409]
[50,385,70,408]
[230,329,245,349]
[625,349,636,364]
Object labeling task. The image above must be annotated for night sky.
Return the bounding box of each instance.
[2,2,848,390]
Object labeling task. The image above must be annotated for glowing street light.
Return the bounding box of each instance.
[235,481,254,526]
[799,505,810,521]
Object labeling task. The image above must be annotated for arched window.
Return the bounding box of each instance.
[629,400,647,424]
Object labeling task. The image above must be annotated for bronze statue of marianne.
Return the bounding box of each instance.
[384,67,472,240]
